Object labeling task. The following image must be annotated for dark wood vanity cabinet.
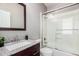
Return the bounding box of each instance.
[11,43,40,56]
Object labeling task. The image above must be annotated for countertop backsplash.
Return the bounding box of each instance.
[4,35,26,44]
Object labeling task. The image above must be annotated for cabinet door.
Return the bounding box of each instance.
[11,43,40,56]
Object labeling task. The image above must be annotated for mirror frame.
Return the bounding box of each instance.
[0,3,26,31]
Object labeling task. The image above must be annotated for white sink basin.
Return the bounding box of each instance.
[5,40,31,51]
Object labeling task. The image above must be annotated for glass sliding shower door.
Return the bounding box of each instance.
[42,7,79,55]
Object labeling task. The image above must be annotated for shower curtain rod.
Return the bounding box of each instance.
[42,3,79,15]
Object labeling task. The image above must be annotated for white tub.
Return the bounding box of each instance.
[40,47,77,56]
[53,49,76,56]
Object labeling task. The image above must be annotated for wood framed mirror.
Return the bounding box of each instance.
[0,3,26,31]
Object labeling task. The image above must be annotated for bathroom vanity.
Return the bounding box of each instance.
[0,39,40,56]
[11,43,40,56]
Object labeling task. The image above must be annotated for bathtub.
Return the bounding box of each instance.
[53,48,77,56]
[40,47,78,56]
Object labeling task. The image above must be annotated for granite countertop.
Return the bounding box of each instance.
[0,39,40,56]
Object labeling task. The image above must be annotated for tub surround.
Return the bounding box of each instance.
[0,39,40,56]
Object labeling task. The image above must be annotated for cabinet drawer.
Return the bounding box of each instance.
[11,43,40,56]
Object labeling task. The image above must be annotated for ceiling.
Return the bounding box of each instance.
[44,3,75,11]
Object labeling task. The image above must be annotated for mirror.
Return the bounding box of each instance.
[0,10,10,28]
[0,3,26,30]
